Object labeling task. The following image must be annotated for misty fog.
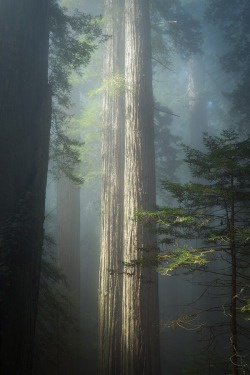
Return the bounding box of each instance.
[39,0,250,374]
[41,1,250,374]
[1,0,248,374]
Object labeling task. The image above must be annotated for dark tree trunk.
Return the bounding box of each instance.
[0,1,50,374]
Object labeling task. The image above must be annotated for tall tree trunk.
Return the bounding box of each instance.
[122,1,161,374]
[99,1,125,373]
[0,1,50,374]
[57,177,80,375]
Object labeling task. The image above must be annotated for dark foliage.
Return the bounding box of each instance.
[139,130,250,373]
[33,234,74,375]
[151,0,203,61]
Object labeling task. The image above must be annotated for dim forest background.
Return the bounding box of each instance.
[0,1,250,375]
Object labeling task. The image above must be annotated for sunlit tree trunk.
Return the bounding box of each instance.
[0,1,50,374]
[99,0,125,373]
[57,177,80,375]
[122,1,161,374]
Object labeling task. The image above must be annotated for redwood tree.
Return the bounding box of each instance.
[121,1,160,374]
[0,1,50,374]
[99,0,160,374]
[99,0,125,373]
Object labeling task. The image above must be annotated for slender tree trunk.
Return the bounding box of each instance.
[0,1,50,374]
[99,1,125,373]
[122,1,161,374]
[229,187,238,375]
[81,183,100,375]
[230,241,238,375]
[57,177,80,375]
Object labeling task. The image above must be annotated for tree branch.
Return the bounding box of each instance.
[154,106,180,117]
[152,56,175,72]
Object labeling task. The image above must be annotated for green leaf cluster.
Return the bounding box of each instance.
[88,72,125,97]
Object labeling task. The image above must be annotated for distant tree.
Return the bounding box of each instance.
[32,235,73,375]
[56,177,80,375]
[138,130,250,375]
[33,2,103,374]
[150,0,204,175]
[151,0,202,61]
[154,105,181,197]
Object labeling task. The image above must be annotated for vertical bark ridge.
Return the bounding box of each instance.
[99,1,125,373]
[122,1,160,374]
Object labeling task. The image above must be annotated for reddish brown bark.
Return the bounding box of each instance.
[121,1,160,374]
[99,1,125,373]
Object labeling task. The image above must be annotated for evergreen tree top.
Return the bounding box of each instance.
[182,130,250,184]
